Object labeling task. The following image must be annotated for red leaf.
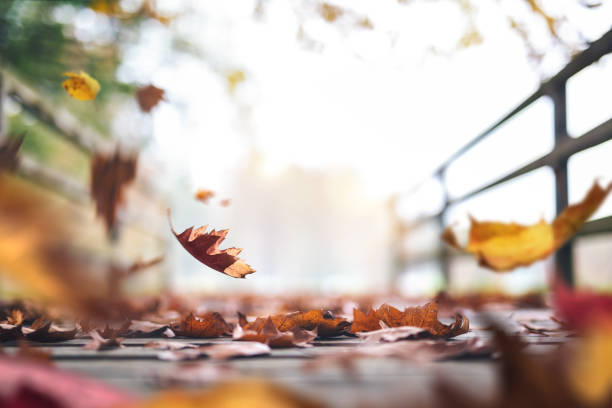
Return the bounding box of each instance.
[169,214,255,278]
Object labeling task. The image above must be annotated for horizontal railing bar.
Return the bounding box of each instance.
[445,118,612,207]
[406,27,612,195]
[577,215,612,236]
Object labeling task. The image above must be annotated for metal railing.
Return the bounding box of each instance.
[397,27,612,287]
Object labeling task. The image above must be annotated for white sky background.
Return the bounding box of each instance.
[110,0,612,293]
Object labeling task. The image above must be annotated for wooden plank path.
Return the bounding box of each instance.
[2,309,566,407]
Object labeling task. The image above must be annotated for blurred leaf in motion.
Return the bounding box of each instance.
[194,188,214,204]
[319,3,343,22]
[226,70,245,94]
[570,327,612,405]
[120,379,324,408]
[169,216,255,278]
[0,133,25,173]
[554,283,612,331]
[442,181,612,271]
[90,149,137,232]
[351,302,469,339]
[136,84,165,113]
[62,72,101,101]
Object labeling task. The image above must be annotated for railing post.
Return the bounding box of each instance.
[437,169,450,288]
[550,82,574,286]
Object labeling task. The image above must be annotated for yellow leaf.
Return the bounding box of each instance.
[62,71,100,101]
[226,70,245,94]
[442,181,612,271]
[570,328,612,404]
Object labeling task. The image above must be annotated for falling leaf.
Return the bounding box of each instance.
[194,189,215,204]
[136,84,165,112]
[350,302,469,339]
[357,17,373,29]
[554,282,612,331]
[83,330,124,351]
[90,149,137,232]
[442,181,612,271]
[220,198,231,207]
[62,72,100,101]
[319,3,343,22]
[569,327,612,405]
[169,214,255,278]
[226,70,245,93]
[121,379,323,408]
[434,327,606,408]
[233,316,316,348]
[171,312,230,338]
[0,133,24,172]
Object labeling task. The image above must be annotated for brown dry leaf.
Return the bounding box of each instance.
[442,181,612,271]
[23,318,77,343]
[62,72,100,101]
[0,133,24,172]
[83,330,124,351]
[350,302,469,339]
[90,149,137,232]
[120,379,323,408]
[233,316,316,348]
[194,189,215,204]
[169,215,255,278]
[136,84,165,112]
[171,312,230,338]
[271,310,350,338]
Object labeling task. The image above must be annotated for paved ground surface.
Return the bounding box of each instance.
[2,308,568,407]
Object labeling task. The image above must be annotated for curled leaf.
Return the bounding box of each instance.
[233,316,316,348]
[171,312,230,338]
[272,310,350,338]
[442,181,612,271]
[169,214,255,278]
[62,72,100,101]
[350,302,469,339]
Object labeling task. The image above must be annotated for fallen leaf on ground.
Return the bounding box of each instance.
[90,150,137,232]
[23,318,77,342]
[128,320,174,338]
[0,356,135,408]
[268,310,350,338]
[357,325,431,343]
[157,341,271,361]
[62,72,100,101]
[442,181,612,271]
[120,379,323,408]
[169,215,255,278]
[194,189,214,204]
[233,316,316,348]
[145,340,198,351]
[136,84,165,112]
[0,133,24,172]
[351,302,469,339]
[171,312,230,338]
[83,330,124,351]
